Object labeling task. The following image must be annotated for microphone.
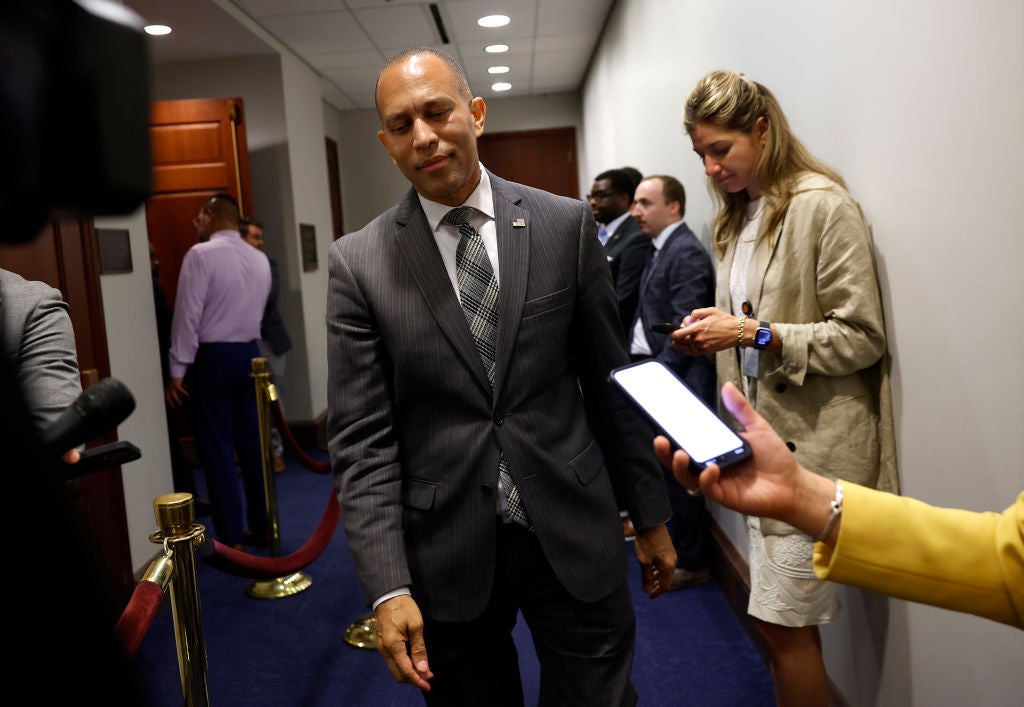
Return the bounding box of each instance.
[40,377,136,456]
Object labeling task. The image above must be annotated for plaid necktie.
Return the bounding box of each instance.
[445,206,531,530]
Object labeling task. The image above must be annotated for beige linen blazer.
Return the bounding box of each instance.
[716,173,899,535]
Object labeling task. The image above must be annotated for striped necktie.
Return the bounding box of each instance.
[445,206,531,530]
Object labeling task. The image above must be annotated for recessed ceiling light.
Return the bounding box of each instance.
[144,24,172,36]
[491,82,512,92]
[485,44,509,53]
[478,15,510,28]
[488,66,510,75]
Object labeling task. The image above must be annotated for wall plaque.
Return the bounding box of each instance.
[96,229,133,274]
[300,223,318,272]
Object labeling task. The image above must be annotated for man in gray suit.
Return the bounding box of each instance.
[0,267,82,461]
[327,48,676,706]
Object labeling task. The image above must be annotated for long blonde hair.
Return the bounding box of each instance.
[682,70,844,257]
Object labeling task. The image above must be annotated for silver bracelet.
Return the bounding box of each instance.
[812,481,844,542]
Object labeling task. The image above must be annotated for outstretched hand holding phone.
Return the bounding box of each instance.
[652,381,841,544]
[657,382,1024,630]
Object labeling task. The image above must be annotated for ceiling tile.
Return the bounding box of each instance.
[124,0,612,110]
[353,5,440,49]
[441,0,538,43]
[260,10,374,55]
[237,0,347,16]
[323,65,381,94]
[306,49,386,71]
[342,0,426,8]
[537,0,614,35]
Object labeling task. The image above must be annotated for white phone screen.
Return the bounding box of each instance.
[611,360,750,467]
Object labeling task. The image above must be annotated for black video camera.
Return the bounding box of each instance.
[1,0,152,241]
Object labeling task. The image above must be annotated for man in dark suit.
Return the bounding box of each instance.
[589,168,648,336]
[627,174,717,591]
[327,48,676,706]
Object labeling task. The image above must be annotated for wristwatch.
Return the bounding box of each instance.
[753,321,772,349]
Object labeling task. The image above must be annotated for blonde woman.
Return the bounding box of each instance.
[673,70,899,707]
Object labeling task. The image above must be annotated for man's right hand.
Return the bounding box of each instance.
[374,594,433,692]
[164,377,188,408]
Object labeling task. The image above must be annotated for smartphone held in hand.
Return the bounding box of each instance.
[610,360,751,470]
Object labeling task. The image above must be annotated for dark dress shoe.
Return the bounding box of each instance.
[669,567,712,591]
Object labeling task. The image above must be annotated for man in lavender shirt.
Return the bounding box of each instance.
[165,193,272,549]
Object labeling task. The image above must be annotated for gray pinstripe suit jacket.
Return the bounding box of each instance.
[326,172,672,622]
[0,269,82,434]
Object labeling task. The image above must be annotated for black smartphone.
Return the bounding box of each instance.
[64,440,141,480]
[610,360,751,470]
[650,322,682,334]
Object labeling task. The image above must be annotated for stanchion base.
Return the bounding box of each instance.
[246,572,313,599]
[343,613,377,650]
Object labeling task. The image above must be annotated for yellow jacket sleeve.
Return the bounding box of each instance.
[814,482,1023,629]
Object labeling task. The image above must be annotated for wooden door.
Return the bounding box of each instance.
[477,127,579,199]
[326,136,344,239]
[147,97,253,305]
[0,218,134,624]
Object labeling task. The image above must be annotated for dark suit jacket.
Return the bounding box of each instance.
[604,214,649,335]
[632,221,717,406]
[261,257,292,356]
[326,172,671,622]
[152,271,174,382]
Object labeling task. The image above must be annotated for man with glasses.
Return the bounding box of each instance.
[588,168,648,336]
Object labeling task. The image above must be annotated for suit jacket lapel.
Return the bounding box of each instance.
[489,173,528,394]
[638,239,657,292]
[395,188,492,391]
[746,218,784,319]
[604,214,637,257]
[641,222,689,293]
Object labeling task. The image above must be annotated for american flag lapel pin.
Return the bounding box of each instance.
[512,218,526,228]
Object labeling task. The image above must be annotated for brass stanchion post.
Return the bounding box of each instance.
[246,357,312,598]
[343,611,378,649]
[149,492,210,707]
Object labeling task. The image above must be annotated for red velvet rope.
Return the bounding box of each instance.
[271,399,329,473]
[113,415,338,656]
[114,580,165,659]
[202,490,339,579]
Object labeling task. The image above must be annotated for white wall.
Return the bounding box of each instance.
[279,51,334,416]
[95,208,175,572]
[583,1,1024,704]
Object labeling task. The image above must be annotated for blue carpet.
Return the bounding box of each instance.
[133,450,775,706]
